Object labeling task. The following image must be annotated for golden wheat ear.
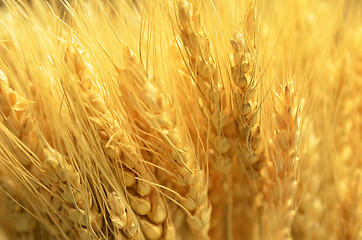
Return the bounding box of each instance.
[0,69,103,239]
[177,1,240,238]
[228,2,267,237]
[230,29,264,179]
[63,42,175,239]
[116,44,210,239]
[261,82,302,240]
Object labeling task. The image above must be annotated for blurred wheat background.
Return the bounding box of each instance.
[0,0,361,239]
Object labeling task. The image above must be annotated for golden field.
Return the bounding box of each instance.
[0,0,361,239]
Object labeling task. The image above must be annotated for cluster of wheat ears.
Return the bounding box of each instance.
[0,0,361,239]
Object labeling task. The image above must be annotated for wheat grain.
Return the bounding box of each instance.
[107,191,142,239]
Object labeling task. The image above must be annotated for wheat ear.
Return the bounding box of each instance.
[230,1,264,178]
[65,43,173,240]
[228,2,266,237]
[262,82,301,240]
[332,54,362,240]
[0,70,102,239]
[0,71,43,238]
[178,0,234,174]
[177,1,240,238]
[118,45,210,239]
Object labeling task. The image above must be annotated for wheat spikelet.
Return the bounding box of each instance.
[106,191,143,239]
